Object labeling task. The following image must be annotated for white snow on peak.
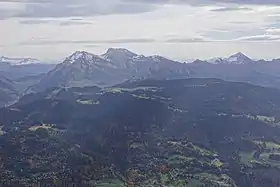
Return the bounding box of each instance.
[0,56,41,65]
[226,52,252,64]
[149,55,168,62]
[207,52,252,64]
[66,51,98,64]
[132,55,145,60]
[64,49,177,69]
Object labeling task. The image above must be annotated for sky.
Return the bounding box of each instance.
[1,0,280,61]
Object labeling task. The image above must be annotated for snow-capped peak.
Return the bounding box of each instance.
[207,52,253,64]
[0,56,41,65]
[226,52,252,64]
[65,51,99,64]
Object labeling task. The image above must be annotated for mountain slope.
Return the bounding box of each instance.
[0,76,20,107]
[1,79,280,186]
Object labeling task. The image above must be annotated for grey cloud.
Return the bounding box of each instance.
[211,0,280,5]
[84,44,101,48]
[235,35,280,41]
[106,38,156,43]
[230,21,253,24]
[13,35,280,48]
[210,7,252,12]
[1,0,280,20]
[19,19,53,24]
[19,19,92,25]
[70,18,84,21]
[164,37,209,43]
[59,21,92,26]
[125,0,280,6]
[163,34,280,43]
[203,28,265,41]
[0,0,157,19]
[19,38,156,45]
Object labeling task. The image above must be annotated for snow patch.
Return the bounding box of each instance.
[66,51,97,64]
[0,56,41,65]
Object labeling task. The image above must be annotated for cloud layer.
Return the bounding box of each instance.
[1,0,280,20]
[0,0,156,19]
[1,0,280,60]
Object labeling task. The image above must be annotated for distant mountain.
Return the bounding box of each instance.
[208,52,254,64]
[187,53,280,89]
[3,49,280,97]
[0,56,42,66]
[0,56,56,80]
[1,56,56,106]
[28,49,190,92]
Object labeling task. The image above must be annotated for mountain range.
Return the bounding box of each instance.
[27,49,190,93]
[1,48,280,107]
[27,49,280,93]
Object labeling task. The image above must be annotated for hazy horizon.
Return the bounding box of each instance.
[1,48,278,63]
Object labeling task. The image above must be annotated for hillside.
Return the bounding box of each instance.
[0,76,20,107]
[1,78,280,186]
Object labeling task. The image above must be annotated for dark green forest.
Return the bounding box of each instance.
[1,78,280,186]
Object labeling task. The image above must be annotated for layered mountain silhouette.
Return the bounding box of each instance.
[1,48,280,107]
[0,56,55,80]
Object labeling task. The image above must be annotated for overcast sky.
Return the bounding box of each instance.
[1,0,280,61]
